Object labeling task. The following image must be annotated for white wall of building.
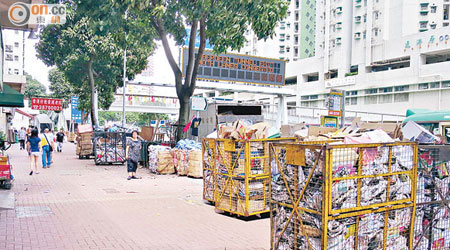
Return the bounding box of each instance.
[2,29,24,76]
[287,0,450,117]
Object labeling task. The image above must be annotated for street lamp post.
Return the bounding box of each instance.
[122,10,128,128]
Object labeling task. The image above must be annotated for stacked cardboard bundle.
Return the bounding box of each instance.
[173,149,189,176]
[148,145,174,174]
[218,121,272,140]
[76,124,93,157]
[187,150,202,178]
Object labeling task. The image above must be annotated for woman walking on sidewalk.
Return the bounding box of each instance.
[26,129,41,175]
[126,130,141,180]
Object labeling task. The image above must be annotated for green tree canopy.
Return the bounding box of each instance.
[48,68,73,104]
[120,0,288,139]
[99,111,169,127]
[36,0,157,125]
[24,74,47,99]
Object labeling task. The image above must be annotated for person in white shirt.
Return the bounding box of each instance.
[18,127,27,150]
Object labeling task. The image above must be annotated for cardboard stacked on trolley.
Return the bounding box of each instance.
[76,124,93,156]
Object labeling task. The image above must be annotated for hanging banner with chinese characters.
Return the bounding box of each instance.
[31,98,63,111]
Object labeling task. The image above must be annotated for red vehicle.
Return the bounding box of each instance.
[0,142,12,189]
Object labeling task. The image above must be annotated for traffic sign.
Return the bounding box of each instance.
[191,97,208,111]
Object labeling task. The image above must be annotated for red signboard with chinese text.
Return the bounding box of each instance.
[31,98,63,111]
[328,110,341,117]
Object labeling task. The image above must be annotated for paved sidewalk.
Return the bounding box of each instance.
[0,143,269,250]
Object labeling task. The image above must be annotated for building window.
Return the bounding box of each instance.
[5,54,13,61]
[431,6,437,13]
[443,81,450,88]
[379,87,393,93]
[345,97,358,105]
[430,23,437,29]
[430,82,440,88]
[346,90,358,96]
[395,85,409,92]
[418,83,429,89]
[379,94,393,104]
[5,45,13,52]
[294,47,299,57]
[14,69,19,75]
[394,93,409,102]
[14,55,19,61]
[14,42,19,47]
[365,96,378,104]
[286,35,290,40]
[365,88,378,94]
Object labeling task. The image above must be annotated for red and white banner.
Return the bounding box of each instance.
[31,98,63,111]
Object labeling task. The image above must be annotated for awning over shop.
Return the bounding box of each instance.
[0,83,24,107]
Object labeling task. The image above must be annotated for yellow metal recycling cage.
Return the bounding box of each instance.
[414,145,450,250]
[270,142,418,250]
[202,138,216,203]
[214,138,295,217]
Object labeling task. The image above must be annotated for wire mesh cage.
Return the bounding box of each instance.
[93,132,126,165]
[270,142,418,250]
[414,145,450,250]
[203,138,216,203]
[214,138,295,216]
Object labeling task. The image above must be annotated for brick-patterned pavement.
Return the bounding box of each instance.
[0,143,269,250]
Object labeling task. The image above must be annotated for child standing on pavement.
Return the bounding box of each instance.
[27,129,41,175]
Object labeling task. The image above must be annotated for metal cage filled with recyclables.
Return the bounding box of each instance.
[269,141,418,250]
[214,138,295,217]
[93,132,126,165]
[414,145,450,250]
[203,138,216,203]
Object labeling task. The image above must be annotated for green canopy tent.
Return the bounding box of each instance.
[0,84,24,108]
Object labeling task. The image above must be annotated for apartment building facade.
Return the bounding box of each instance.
[287,0,450,116]
[240,0,317,62]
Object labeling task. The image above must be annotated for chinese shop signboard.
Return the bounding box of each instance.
[182,48,286,86]
[31,98,63,111]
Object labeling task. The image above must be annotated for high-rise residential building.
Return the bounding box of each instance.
[286,0,450,116]
[2,28,26,93]
[239,0,317,62]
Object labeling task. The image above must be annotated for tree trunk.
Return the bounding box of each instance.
[177,96,190,141]
[87,60,99,126]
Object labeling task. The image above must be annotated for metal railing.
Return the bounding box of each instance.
[261,104,405,124]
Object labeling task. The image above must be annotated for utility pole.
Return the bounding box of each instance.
[122,10,128,128]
